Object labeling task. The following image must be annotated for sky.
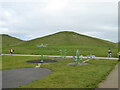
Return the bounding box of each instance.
[0,0,119,42]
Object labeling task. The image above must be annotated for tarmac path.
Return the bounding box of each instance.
[2,68,51,88]
[98,62,119,88]
[2,54,118,60]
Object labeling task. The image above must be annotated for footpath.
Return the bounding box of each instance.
[1,54,118,60]
[98,62,119,88]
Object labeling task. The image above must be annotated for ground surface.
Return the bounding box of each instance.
[2,54,119,60]
[1,55,118,88]
[2,68,51,88]
[2,31,118,57]
[98,62,119,88]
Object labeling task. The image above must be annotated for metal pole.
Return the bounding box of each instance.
[59,50,62,58]
[64,49,67,58]
[40,46,44,62]
[76,49,80,64]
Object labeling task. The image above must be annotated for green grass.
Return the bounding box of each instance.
[21,31,115,46]
[2,44,118,57]
[2,55,118,88]
[2,55,37,70]
[2,31,118,57]
[1,34,24,47]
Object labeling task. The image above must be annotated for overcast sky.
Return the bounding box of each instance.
[0,0,118,42]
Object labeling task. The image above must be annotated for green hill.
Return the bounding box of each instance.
[1,34,24,47]
[21,31,114,46]
[1,31,118,57]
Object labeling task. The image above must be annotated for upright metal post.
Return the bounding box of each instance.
[36,44,47,62]
[64,49,67,58]
[59,50,63,58]
[76,49,80,64]
[40,46,44,62]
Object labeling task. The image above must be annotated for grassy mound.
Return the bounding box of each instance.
[2,31,118,57]
[21,31,114,46]
[2,34,24,47]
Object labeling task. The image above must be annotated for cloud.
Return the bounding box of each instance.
[0,0,118,42]
[44,0,68,12]
[0,27,9,33]
[0,21,9,26]
[81,32,103,37]
[97,26,118,32]
[0,0,119,3]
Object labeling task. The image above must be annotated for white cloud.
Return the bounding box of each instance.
[81,32,103,37]
[44,0,68,12]
[98,26,118,32]
[0,21,8,26]
[0,0,119,3]
[0,0,118,42]
[0,27,9,33]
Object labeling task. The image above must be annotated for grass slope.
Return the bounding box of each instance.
[21,31,115,46]
[2,34,24,47]
[2,55,118,88]
[2,31,118,57]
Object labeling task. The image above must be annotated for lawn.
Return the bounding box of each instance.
[2,55,118,88]
[2,44,118,57]
[2,31,118,57]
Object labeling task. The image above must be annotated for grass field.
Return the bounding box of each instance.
[2,44,118,57]
[2,31,118,57]
[2,55,118,88]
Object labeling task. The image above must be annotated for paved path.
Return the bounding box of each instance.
[2,54,118,60]
[2,68,51,88]
[98,62,119,88]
